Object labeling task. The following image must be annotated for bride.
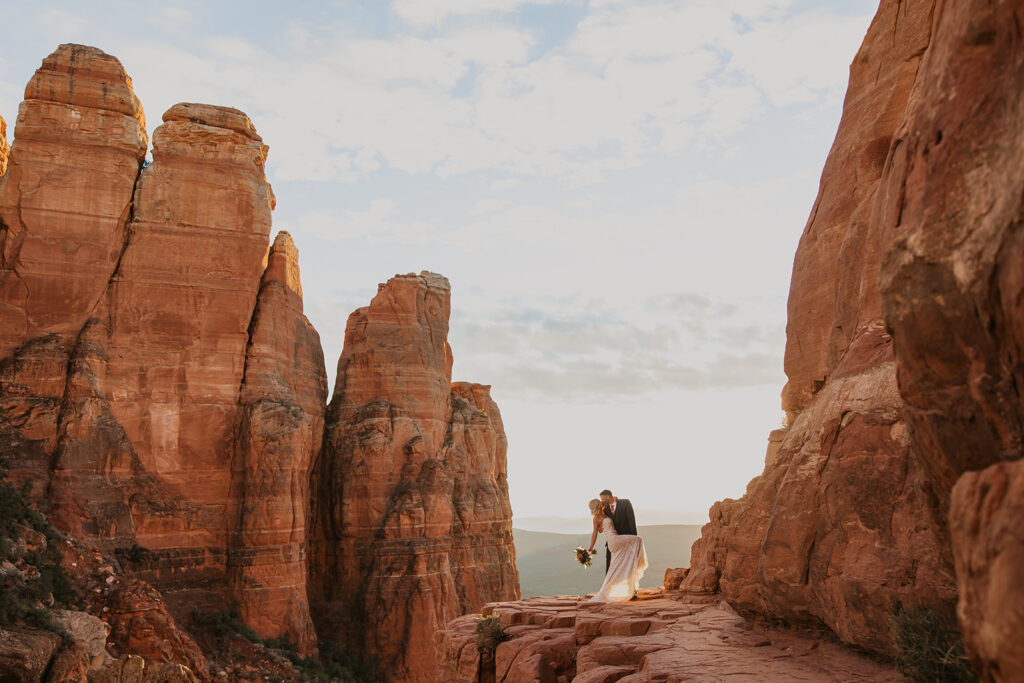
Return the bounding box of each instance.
[586,498,648,602]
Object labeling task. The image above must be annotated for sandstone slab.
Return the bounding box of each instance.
[438,594,901,682]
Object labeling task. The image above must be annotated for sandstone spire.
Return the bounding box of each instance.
[0,44,147,363]
[309,272,519,681]
[230,230,327,655]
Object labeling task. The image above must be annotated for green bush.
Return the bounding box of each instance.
[115,543,150,565]
[889,600,977,682]
[0,465,79,633]
[475,615,510,656]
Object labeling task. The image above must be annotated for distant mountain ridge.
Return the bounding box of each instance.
[514,524,703,598]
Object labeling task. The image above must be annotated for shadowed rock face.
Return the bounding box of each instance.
[682,0,956,656]
[873,0,1024,676]
[309,272,519,682]
[685,0,1024,670]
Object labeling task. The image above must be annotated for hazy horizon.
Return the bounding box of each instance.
[0,0,880,521]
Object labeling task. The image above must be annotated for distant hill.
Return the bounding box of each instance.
[513,524,704,598]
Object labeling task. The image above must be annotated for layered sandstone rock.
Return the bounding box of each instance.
[0,45,147,502]
[0,46,328,657]
[681,0,957,656]
[310,272,519,682]
[437,593,900,682]
[230,231,326,655]
[0,45,147,363]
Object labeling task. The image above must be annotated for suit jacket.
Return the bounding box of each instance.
[603,498,637,537]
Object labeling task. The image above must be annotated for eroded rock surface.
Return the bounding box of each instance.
[310,272,519,682]
[438,593,900,682]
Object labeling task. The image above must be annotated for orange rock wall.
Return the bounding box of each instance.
[309,272,519,682]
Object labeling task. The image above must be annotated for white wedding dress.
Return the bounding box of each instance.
[589,517,649,603]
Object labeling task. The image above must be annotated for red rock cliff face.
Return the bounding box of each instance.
[682,0,958,656]
[0,46,326,656]
[686,0,1024,671]
[874,0,1024,676]
[309,272,519,682]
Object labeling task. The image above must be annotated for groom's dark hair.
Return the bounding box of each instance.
[599,489,613,497]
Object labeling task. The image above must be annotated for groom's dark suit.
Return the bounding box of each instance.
[603,498,637,574]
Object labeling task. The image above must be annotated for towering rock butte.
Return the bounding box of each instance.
[309,272,519,682]
[1,44,519,677]
[683,0,1024,675]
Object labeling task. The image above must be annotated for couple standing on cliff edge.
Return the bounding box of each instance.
[587,489,648,602]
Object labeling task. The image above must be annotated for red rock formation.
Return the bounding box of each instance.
[0,46,328,657]
[0,45,147,363]
[309,272,519,682]
[437,594,901,682]
[681,0,958,656]
[0,45,147,501]
[230,231,326,655]
[873,0,1024,674]
[103,579,209,677]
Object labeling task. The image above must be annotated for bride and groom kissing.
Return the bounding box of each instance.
[586,489,648,603]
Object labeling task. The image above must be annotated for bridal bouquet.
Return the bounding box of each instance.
[573,546,593,569]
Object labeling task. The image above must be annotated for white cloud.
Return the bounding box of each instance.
[392,0,568,27]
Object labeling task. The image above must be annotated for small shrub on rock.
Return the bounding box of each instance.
[889,600,977,682]
[475,615,510,656]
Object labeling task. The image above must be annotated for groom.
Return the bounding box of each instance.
[600,489,637,574]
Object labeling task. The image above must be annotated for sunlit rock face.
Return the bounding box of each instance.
[681,0,962,657]
[309,272,520,682]
[0,45,325,655]
[0,43,520,674]
[0,45,148,495]
[0,45,148,364]
[0,115,9,178]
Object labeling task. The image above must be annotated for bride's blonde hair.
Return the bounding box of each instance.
[588,499,603,516]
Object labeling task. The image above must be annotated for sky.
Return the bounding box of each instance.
[0,0,879,526]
